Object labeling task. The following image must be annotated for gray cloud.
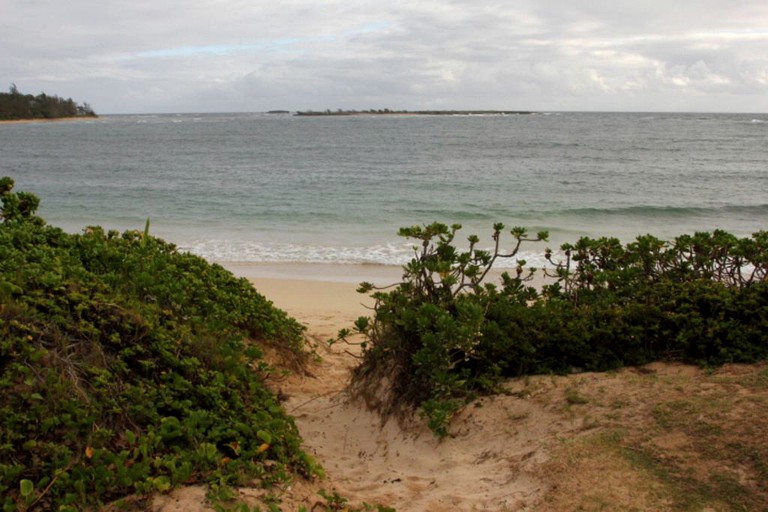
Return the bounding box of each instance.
[2,0,767,113]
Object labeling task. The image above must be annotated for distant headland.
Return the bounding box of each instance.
[294,109,534,116]
[0,84,97,121]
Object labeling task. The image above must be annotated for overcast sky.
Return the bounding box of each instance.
[2,1,767,114]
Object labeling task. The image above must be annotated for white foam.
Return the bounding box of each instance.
[178,239,554,269]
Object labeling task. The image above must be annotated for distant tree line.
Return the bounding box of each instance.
[294,108,534,116]
[0,83,96,120]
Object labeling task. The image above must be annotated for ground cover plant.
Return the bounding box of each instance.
[340,222,768,436]
[0,177,319,510]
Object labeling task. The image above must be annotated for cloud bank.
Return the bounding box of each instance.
[1,0,767,113]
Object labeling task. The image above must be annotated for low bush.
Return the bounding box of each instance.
[0,177,317,510]
[340,222,546,435]
[341,222,768,436]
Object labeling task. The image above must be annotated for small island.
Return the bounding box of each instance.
[0,84,96,121]
[294,108,534,116]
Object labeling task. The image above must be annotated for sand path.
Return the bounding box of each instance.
[252,278,561,511]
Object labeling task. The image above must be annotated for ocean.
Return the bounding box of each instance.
[2,112,767,277]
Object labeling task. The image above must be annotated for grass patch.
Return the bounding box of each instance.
[544,402,768,512]
[642,391,768,509]
[564,388,590,405]
[612,435,756,511]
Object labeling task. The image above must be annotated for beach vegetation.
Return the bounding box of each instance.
[0,84,96,120]
[341,222,768,436]
[0,178,316,509]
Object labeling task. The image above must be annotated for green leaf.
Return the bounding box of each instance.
[152,476,171,492]
[257,430,272,444]
[20,479,34,497]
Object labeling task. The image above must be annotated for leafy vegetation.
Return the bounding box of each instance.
[0,177,317,510]
[340,222,768,436]
[0,84,96,121]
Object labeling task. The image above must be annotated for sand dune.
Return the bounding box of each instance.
[153,271,768,511]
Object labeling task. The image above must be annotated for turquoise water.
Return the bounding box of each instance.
[2,112,767,269]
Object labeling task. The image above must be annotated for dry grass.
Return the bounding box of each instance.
[534,362,768,511]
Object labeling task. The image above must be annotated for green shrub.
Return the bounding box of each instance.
[340,222,546,430]
[0,178,317,510]
[341,223,768,436]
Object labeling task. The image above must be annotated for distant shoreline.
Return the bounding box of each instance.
[0,116,98,125]
[294,109,535,116]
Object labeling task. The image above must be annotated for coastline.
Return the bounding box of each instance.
[248,277,372,334]
[224,261,553,297]
[229,262,399,333]
[294,109,535,116]
[220,261,403,285]
[0,116,98,125]
[234,261,552,333]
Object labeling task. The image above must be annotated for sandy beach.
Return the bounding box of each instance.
[249,276,374,348]
[223,262,403,286]
[225,262,401,343]
[245,269,558,511]
[149,263,768,511]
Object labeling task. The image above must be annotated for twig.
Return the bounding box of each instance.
[288,389,343,413]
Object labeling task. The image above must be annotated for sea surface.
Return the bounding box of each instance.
[2,112,767,273]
